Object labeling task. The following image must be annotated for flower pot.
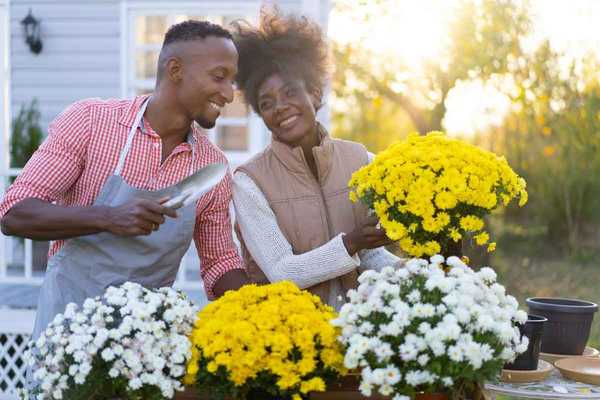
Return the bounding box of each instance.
[414,392,449,400]
[526,297,598,355]
[439,238,463,259]
[176,386,391,400]
[246,388,286,400]
[504,314,547,370]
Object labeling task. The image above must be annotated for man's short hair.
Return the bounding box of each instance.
[163,20,232,46]
[157,20,233,80]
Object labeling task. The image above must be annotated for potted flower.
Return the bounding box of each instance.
[348,132,528,258]
[332,256,528,400]
[21,282,198,399]
[183,281,346,400]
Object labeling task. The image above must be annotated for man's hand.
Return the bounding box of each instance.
[343,215,394,256]
[102,198,178,236]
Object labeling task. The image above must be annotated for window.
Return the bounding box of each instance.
[122,3,267,167]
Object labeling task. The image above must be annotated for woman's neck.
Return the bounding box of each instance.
[300,122,321,179]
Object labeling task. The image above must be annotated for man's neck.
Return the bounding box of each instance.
[144,92,191,143]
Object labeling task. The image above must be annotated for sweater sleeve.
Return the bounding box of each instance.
[233,171,361,289]
[358,248,406,272]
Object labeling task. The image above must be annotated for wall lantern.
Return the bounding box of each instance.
[21,9,43,55]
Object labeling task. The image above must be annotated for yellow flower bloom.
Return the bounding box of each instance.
[460,215,485,232]
[434,191,458,209]
[474,231,490,245]
[348,132,527,257]
[449,228,462,242]
[349,191,358,203]
[185,282,344,398]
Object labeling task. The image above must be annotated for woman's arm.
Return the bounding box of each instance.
[358,247,406,272]
[233,172,360,289]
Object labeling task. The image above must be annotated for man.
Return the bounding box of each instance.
[0,20,248,339]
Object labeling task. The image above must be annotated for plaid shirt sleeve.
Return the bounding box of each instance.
[0,100,91,218]
[195,168,244,299]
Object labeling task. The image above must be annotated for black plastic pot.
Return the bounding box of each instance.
[504,314,547,370]
[526,297,598,355]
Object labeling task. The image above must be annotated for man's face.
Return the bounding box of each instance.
[175,36,238,129]
[256,73,318,147]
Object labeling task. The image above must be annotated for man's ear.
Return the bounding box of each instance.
[166,57,183,83]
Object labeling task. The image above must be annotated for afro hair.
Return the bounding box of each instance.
[232,9,330,113]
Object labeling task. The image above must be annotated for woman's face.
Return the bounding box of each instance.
[256,73,319,147]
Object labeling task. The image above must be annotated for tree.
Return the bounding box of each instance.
[331,0,531,141]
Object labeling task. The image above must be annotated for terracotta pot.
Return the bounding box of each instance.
[414,392,449,400]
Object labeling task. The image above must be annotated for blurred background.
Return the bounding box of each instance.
[328,0,600,348]
[0,0,599,397]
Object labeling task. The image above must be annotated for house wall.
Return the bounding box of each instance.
[9,0,315,131]
[10,0,121,130]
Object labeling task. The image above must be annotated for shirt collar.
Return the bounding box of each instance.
[119,94,198,147]
[118,94,151,129]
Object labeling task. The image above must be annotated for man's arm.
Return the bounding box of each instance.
[1,198,177,240]
[194,170,249,299]
[0,100,176,240]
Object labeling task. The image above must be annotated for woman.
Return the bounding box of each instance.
[232,11,404,309]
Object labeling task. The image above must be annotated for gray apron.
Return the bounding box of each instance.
[32,98,197,339]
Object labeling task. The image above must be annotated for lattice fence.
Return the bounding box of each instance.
[0,332,29,399]
[0,310,34,400]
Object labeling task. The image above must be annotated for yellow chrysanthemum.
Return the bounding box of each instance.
[474,231,490,245]
[460,215,485,232]
[184,282,345,397]
[348,132,527,257]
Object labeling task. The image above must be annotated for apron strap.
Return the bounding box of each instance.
[189,135,196,175]
[115,97,198,178]
[115,97,150,177]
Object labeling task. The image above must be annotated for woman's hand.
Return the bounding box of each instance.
[342,215,394,256]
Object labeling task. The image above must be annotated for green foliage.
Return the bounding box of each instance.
[10,99,43,168]
[496,42,600,254]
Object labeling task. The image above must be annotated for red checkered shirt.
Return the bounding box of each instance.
[0,95,243,299]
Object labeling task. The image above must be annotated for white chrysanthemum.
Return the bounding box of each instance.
[335,255,526,399]
[25,282,197,400]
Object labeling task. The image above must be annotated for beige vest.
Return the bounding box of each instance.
[236,125,370,307]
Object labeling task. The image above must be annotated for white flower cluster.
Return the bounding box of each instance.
[332,255,528,399]
[23,282,198,400]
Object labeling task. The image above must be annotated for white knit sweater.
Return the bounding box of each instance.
[232,153,403,291]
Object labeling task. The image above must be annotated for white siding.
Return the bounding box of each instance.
[10,1,121,130]
[9,0,314,131]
